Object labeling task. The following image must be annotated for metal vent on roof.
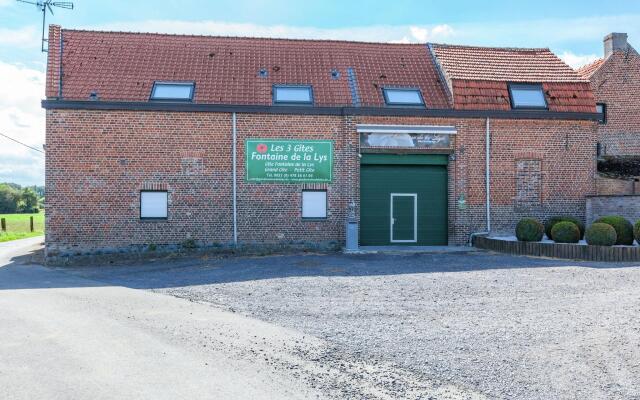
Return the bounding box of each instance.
[258,68,268,78]
[331,69,340,80]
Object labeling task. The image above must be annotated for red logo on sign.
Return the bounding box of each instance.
[257,143,268,153]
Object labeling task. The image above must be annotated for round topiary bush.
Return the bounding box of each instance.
[594,216,634,245]
[551,221,580,243]
[515,218,544,242]
[585,223,617,246]
[634,220,640,245]
[545,216,585,240]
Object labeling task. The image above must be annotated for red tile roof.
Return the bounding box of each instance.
[431,44,589,83]
[449,80,595,112]
[431,44,595,112]
[47,26,450,108]
[576,58,605,79]
[45,26,596,113]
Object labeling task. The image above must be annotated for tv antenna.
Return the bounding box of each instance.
[16,0,74,53]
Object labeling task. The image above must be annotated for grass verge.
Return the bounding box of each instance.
[0,213,45,243]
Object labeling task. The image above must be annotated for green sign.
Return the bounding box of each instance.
[246,139,333,183]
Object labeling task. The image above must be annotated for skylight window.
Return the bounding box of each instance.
[273,85,313,105]
[150,82,195,101]
[508,84,547,109]
[382,88,425,107]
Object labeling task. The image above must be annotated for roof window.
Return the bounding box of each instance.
[273,85,313,105]
[382,88,425,107]
[150,82,195,101]
[508,84,547,109]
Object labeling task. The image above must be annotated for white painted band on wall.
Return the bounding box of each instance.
[355,124,457,135]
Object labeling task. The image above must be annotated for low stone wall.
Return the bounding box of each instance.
[45,240,341,266]
[474,236,640,262]
[586,195,640,224]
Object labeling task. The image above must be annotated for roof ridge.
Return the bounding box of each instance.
[576,57,604,71]
[61,27,426,46]
[430,42,550,52]
[575,58,605,79]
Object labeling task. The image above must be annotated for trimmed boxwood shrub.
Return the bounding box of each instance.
[515,218,544,242]
[585,223,617,246]
[635,220,640,245]
[545,216,585,240]
[594,216,634,245]
[551,221,580,243]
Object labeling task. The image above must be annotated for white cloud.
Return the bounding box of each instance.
[558,51,601,69]
[0,26,39,48]
[410,25,455,42]
[0,0,13,6]
[87,14,640,52]
[0,61,45,186]
[90,20,456,44]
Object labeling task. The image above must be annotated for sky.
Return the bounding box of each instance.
[1,0,640,186]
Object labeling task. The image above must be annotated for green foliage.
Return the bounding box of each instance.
[634,220,640,245]
[515,218,544,242]
[18,188,39,213]
[594,216,634,245]
[0,183,44,214]
[147,243,157,252]
[545,216,585,240]
[0,184,20,213]
[551,221,580,243]
[585,223,617,246]
[181,239,197,249]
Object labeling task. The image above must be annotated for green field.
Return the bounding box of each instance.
[0,213,45,242]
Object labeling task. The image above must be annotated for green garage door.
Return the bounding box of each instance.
[360,154,448,246]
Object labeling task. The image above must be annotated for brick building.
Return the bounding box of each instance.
[577,33,640,157]
[577,33,640,195]
[43,26,599,257]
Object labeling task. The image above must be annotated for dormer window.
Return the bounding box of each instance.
[382,88,425,107]
[150,82,195,101]
[508,84,547,109]
[273,85,313,105]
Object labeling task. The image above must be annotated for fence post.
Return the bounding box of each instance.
[30,216,34,232]
[1,218,5,232]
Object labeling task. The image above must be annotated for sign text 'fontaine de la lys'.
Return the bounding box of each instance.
[246,139,333,183]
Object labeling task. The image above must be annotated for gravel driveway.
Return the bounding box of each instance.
[67,250,640,399]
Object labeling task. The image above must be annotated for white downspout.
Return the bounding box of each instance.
[232,112,238,246]
[485,117,491,233]
[469,117,491,245]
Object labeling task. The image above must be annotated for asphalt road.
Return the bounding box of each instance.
[0,239,482,400]
[65,249,640,400]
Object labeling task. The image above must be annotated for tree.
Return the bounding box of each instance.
[0,184,20,213]
[18,187,39,213]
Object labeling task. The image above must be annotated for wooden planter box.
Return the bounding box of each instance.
[474,236,640,262]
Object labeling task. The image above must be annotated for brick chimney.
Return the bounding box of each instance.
[604,32,628,58]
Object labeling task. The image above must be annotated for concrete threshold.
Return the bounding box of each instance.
[345,246,480,254]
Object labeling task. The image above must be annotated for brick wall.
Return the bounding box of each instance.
[589,50,640,156]
[595,174,638,195]
[46,110,597,256]
[586,195,640,224]
[459,118,596,242]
